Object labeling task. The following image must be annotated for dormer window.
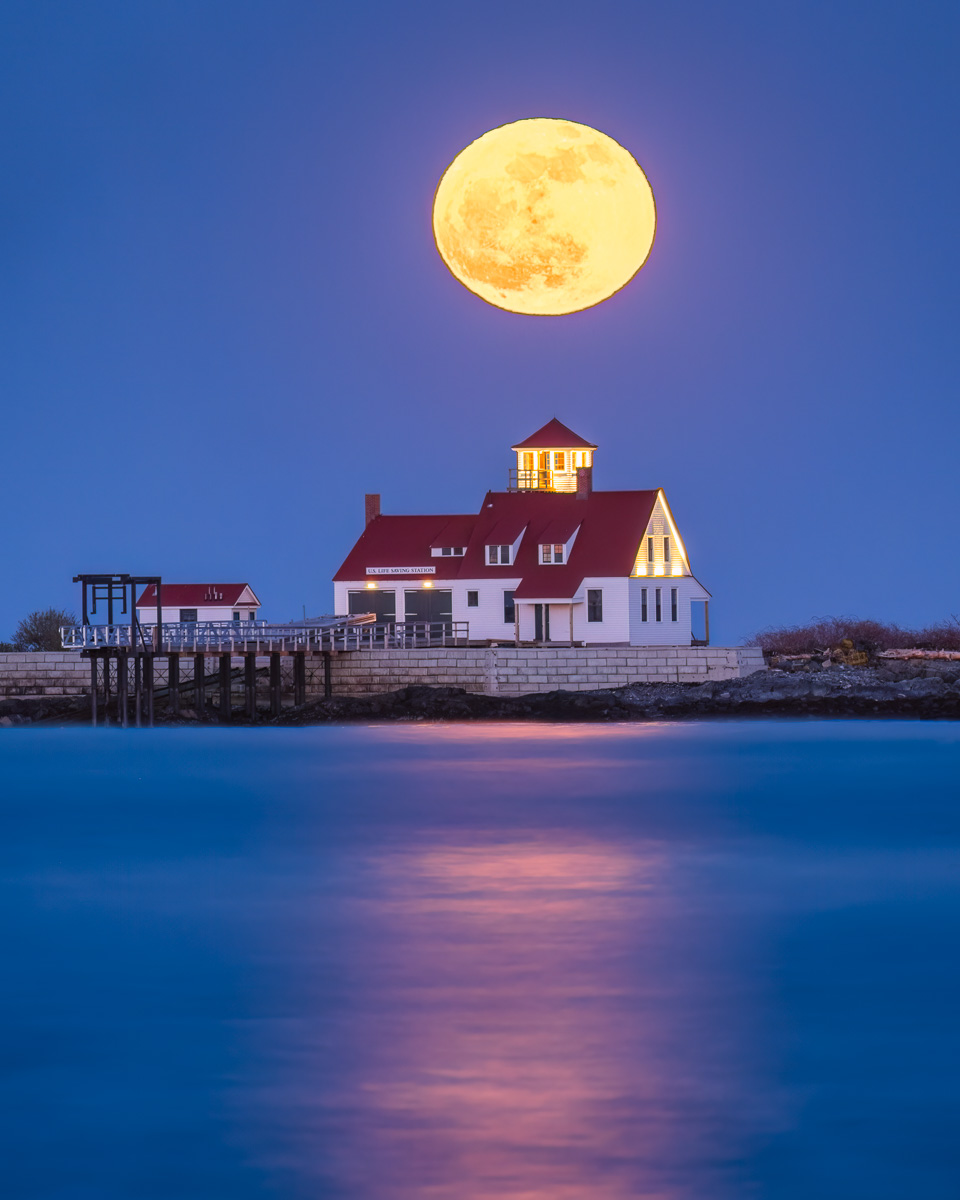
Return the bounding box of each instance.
[487,544,511,565]
[541,543,565,564]
[440,546,464,556]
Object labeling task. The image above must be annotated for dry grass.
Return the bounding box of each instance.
[750,616,960,655]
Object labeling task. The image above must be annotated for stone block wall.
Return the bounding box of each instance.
[0,646,766,702]
[322,645,765,697]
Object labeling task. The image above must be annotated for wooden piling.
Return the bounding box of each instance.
[144,655,154,727]
[194,653,205,716]
[270,652,282,717]
[323,651,332,699]
[118,651,129,728]
[134,655,142,728]
[294,653,305,706]
[219,653,231,723]
[90,654,98,727]
[169,654,180,717]
[245,653,256,720]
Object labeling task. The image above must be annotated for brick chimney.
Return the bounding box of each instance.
[576,466,593,499]
[365,493,381,526]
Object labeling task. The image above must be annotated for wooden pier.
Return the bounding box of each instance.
[67,573,467,727]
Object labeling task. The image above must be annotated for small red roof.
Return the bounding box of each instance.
[511,418,597,451]
[136,583,260,608]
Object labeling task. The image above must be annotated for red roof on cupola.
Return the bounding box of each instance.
[511,418,597,451]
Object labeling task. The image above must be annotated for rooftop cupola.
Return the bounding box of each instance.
[509,419,597,493]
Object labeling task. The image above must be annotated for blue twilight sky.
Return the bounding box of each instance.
[2,1,958,643]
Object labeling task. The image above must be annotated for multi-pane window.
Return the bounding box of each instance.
[503,590,515,623]
[487,544,510,565]
[523,452,534,471]
[554,451,565,470]
[641,588,648,622]
[441,547,464,556]
[671,588,678,622]
[655,588,662,622]
[180,609,198,623]
[467,591,479,607]
[541,544,564,564]
[587,589,603,622]
[663,536,671,563]
[647,536,654,563]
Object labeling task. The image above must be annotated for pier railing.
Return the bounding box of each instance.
[61,619,469,653]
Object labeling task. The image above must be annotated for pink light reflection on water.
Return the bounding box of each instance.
[244,826,765,1199]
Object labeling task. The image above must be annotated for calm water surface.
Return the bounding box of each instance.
[2,721,960,1198]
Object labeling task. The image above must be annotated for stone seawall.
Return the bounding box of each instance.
[0,646,765,701]
[323,646,765,697]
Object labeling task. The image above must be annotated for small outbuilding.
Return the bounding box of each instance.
[136,583,262,626]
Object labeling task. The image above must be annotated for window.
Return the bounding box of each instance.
[487,544,510,565]
[538,451,548,470]
[442,546,451,556]
[541,543,564,564]
[647,536,654,563]
[232,611,241,621]
[179,608,198,623]
[440,547,464,557]
[655,588,662,622]
[671,588,678,622]
[554,451,565,470]
[467,590,478,607]
[523,452,534,471]
[248,611,255,620]
[641,588,647,622]
[587,589,603,622]
[663,536,671,563]
[503,590,515,623]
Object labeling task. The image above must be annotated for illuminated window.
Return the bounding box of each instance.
[554,451,565,470]
[541,544,564,564]
[655,588,662,622]
[671,588,678,622]
[647,536,654,563]
[503,590,515,623]
[538,452,549,471]
[641,589,647,622]
[587,589,603,622]
[663,537,671,563]
[467,591,478,607]
[523,452,534,471]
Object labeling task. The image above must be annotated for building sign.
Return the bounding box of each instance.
[366,566,436,576]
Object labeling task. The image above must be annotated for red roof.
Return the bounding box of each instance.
[136,583,260,608]
[334,491,658,599]
[511,418,597,451]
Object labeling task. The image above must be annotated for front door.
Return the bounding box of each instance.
[534,604,551,642]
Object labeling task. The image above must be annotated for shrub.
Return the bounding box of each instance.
[10,609,78,652]
[750,615,960,655]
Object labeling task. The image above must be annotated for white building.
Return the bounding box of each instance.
[136,583,262,625]
[333,420,711,645]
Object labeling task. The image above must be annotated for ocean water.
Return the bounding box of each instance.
[2,721,959,1199]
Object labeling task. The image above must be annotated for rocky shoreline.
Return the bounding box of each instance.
[4,659,958,725]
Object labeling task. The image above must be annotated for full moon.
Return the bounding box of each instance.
[432,118,656,316]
